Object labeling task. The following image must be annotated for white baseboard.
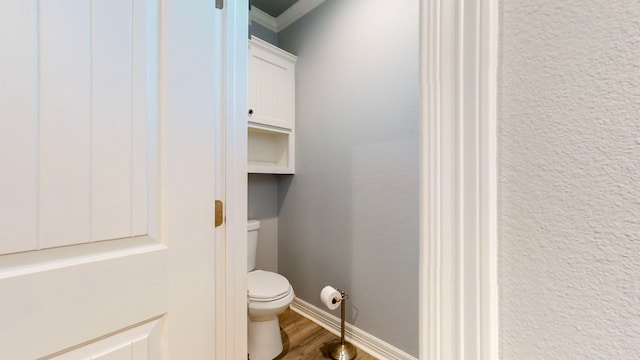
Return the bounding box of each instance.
[289,297,417,360]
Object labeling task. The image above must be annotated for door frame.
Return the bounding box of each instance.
[226,0,500,358]
[419,0,499,359]
[218,0,249,358]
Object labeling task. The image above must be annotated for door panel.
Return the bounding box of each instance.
[1,247,167,358]
[90,0,135,242]
[51,316,163,360]
[0,1,38,254]
[131,0,149,238]
[39,0,92,249]
[13,0,153,250]
[0,0,222,358]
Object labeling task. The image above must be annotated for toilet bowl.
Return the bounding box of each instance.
[247,220,295,360]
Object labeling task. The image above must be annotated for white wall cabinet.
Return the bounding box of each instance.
[248,36,297,174]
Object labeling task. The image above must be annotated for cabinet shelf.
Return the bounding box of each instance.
[248,124,294,174]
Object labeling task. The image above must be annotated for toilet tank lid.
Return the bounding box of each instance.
[248,219,260,231]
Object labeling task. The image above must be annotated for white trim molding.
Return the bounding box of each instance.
[276,0,326,31]
[250,0,326,33]
[419,0,498,359]
[217,0,249,359]
[290,298,418,360]
[250,6,278,33]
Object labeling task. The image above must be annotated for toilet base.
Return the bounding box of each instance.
[248,317,283,360]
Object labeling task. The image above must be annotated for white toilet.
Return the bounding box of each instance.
[248,220,295,360]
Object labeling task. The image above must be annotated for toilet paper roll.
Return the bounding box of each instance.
[320,286,342,310]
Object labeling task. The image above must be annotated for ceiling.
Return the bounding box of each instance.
[250,0,299,18]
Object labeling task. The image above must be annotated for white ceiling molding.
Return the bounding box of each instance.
[250,6,278,32]
[250,0,326,33]
[276,0,326,32]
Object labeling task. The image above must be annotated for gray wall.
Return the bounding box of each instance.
[277,0,420,356]
[499,1,640,358]
[248,174,279,272]
[249,21,278,46]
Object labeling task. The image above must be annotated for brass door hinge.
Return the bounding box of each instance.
[215,200,224,227]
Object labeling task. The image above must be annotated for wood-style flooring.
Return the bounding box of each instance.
[274,308,378,360]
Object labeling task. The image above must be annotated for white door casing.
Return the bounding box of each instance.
[0,0,230,358]
[419,0,499,359]
[219,0,249,358]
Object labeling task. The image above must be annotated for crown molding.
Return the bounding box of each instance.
[250,0,326,33]
[276,0,325,31]
[250,5,278,32]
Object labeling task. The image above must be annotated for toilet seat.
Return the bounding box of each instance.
[248,270,292,302]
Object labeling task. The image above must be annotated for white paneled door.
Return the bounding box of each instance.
[0,0,226,358]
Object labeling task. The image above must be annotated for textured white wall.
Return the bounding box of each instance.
[499,1,640,358]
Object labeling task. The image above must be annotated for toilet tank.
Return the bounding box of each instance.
[247,220,260,272]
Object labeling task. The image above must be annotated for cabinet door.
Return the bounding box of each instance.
[249,37,296,130]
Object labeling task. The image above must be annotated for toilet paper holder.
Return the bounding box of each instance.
[328,288,357,360]
[330,290,348,305]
